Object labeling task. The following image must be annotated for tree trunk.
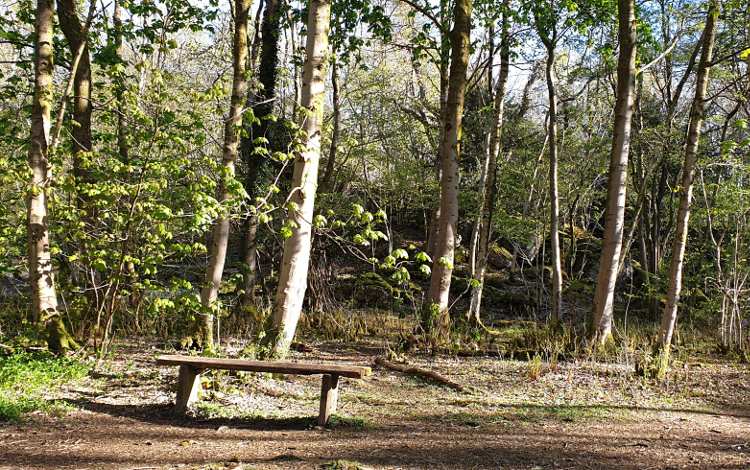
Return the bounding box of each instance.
[28,0,76,353]
[468,24,494,277]
[57,0,98,316]
[658,1,717,375]
[590,0,637,344]
[57,0,93,190]
[468,7,510,324]
[270,0,332,357]
[198,0,253,350]
[239,0,282,310]
[424,0,472,333]
[544,44,563,324]
[321,58,340,190]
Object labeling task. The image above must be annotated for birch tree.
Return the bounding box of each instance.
[533,2,563,324]
[28,0,77,352]
[270,0,332,357]
[591,0,637,344]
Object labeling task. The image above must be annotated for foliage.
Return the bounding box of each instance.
[0,352,89,421]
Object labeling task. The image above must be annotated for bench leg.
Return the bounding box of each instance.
[318,374,339,426]
[175,365,201,413]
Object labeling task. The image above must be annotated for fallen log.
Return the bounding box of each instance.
[373,357,465,392]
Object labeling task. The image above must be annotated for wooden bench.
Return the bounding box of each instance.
[156,354,371,426]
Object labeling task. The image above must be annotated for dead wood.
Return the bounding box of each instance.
[374,356,465,392]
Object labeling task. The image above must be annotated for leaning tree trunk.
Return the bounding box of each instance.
[590,0,637,344]
[28,0,77,353]
[238,0,282,310]
[270,0,332,358]
[424,0,472,334]
[467,6,510,324]
[198,0,253,350]
[658,0,717,376]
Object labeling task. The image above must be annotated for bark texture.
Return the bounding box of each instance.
[198,0,253,349]
[659,1,717,373]
[425,0,472,332]
[270,0,332,357]
[28,0,75,353]
[591,0,637,343]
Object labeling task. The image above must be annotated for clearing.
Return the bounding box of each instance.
[1,339,749,470]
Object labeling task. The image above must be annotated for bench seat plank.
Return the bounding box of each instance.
[156,354,371,379]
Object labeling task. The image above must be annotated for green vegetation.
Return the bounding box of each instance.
[321,460,367,470]
[0,353,89,421]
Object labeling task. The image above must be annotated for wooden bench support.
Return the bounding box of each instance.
[175,364,202,413]
[318,374,339,426]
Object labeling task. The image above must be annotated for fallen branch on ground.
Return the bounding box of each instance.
[374,356,465,392]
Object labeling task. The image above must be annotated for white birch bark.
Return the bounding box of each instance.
[271,0,332,357]
[28,0,59,325]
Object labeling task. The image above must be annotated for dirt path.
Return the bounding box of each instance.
[1,341,749,469]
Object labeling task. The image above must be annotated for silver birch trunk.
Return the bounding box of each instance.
[270,0,331,357]
[28,0,77,352]
[591,0,637,343]
[544,46,563,324]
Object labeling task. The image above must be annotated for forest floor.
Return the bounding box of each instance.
[1,335,749,470]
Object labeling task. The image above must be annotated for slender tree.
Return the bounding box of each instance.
[658,0,718,374]
[591,0,637,344]
[468,3,510,324]
[533,3,563,324]
[198,0,253,349]
[270,0,332,357]
[425,0,472,332]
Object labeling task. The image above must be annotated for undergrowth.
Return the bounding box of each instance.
[0,352,89,421]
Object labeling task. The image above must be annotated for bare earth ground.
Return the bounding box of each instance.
[1,339,749,470]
